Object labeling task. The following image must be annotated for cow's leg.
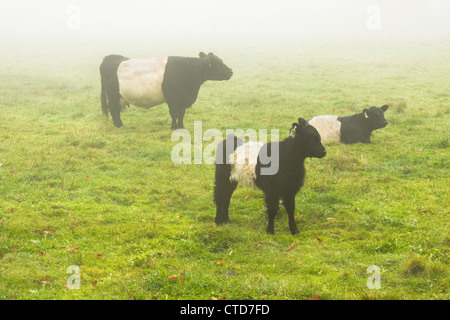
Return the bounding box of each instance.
[176,108,186,129]
[283,197,299,234]
[168,105,178,129]
[119,97,129,110]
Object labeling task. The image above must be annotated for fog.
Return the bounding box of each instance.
[1,0,449,39]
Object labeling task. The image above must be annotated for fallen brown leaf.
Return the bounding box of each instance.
[91,254,104,258]
[286,242,296,251]
[67,246,79,253]
[43,230,52,234]
[317,238,323,244]
[329,231,340,238]
[38,252,46,257]
[41,280,50,285]
[92,280,98,287]
[326,218,337,222]
[308,295,322,300]
[168,275,178,280]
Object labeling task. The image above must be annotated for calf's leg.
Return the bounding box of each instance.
[214,164,237,225]
[283,197,299,234]
[265,195,279,234]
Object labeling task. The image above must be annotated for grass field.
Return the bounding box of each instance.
[0,36,448,300]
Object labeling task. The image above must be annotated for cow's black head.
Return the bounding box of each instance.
[363,105,389,130]
[290,118,327,159]
[199,52,233,81]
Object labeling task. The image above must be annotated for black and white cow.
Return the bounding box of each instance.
[308,105,389,144]
[99,52,233,129]
[214,118,327,234]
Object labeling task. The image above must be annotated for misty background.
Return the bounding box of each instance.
[0,0,448,92]
[0,0,449,39]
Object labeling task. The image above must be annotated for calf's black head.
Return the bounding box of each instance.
[290,118,327,159]
[199,52,233,81]
[363,105,388,130]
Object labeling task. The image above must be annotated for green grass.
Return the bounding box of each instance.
[0,36,448,300]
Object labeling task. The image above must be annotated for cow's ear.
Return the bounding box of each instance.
[381,105,388,112]
[363,109,369,118]
[199,52,207,58]
[298,118,307,127]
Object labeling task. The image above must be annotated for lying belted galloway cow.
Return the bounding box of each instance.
[307,105,389,144]
[100,52,233,129]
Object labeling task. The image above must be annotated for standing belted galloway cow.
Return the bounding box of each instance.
[100,52,233,129]
[214,118,327,234]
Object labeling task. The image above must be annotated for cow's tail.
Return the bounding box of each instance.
[100,64,109,117]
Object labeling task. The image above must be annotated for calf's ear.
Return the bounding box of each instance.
[199,52,207,58]
[381,105,388,112]
[290,123,298,137]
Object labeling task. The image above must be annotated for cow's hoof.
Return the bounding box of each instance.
[215,219,230,226]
